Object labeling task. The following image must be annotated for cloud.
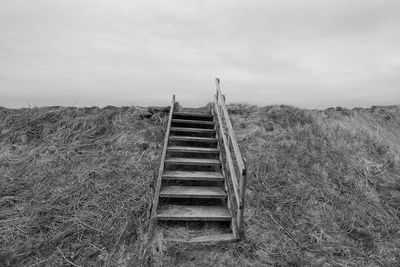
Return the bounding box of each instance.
[0,0,399,108]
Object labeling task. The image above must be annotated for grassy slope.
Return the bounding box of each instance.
[229,105,400,266]
[1,105,400,266]
[0,106,166,266]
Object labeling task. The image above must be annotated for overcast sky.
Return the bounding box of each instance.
[0,0,399,108]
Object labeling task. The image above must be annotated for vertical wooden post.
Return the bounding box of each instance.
[237,167,247,234]
[215,78,220,102]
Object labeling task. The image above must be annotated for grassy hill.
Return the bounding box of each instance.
[1,104,399,266]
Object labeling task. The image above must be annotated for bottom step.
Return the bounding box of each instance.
[165,233,236,243]
[157,205,231,221]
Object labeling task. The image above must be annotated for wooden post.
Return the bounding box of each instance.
[215,77,220,87]
[215,78,220,101]
[237,167,247,234]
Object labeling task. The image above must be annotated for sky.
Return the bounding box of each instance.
[0,0,399,109]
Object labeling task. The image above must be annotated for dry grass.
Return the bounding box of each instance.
[228,104,400,266]
[1,104,400,266]
[0,106,167,266]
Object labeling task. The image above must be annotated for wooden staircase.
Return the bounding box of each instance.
[149,79,247,243]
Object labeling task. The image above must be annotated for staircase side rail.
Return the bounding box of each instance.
[213,107,239,239]
[215,78,247,233]
[215,78,246,175]
[148,95,175,236]
[214,95,241,209]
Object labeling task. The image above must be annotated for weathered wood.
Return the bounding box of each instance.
[215,78,247,237]
[148,87,244,242]
[157,205,231,221]
[173,112,213,119]
[214,95,241,208]
[212,101,239,239]
[170,127,216,133]
[163,171,224,181]
[159,186,226,198]
[171,119,214,125]
[169,136,217,143]
[167,146,219,153]
[238,168,247,232]
[215,78,246,174]
[148,95,175,237]
[164,157,221,166]
[166,233,236,243]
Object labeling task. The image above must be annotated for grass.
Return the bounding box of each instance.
[1,104,400,266]
[0,106,166,266]
[227,104,400,266]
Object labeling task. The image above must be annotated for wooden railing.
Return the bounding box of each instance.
[213,78,247,236]
[148,95,175,237]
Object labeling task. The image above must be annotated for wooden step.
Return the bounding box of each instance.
[165,158,221,166]
[170,127,216,133]
[169,136,217,143]
[167,146,219,154]
[166,233,237,243]
[157,205,231,221]
[171,119,214,125]
[160,186,226,199]
[163,171,224,181]
[173,112,213,119]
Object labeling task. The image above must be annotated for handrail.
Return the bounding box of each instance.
[215,79,246,175]
[214,78,247,234]
[148,95,175,237]
[214,94,241,209]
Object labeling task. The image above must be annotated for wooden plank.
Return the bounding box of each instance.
[170,127,216,133]
[215,78,246,173]
[159,186,226,198]
[215,78,247,236]
[171,119,214,125]
[148,95,175,237]
[173,112,213,118]
[169,136,217,143]
[167,146,219,153]
[214,95,241,208]
[164,157,221,166]
[188,233,236,243]
[157,205,231,221]
[219,99,246,172]
[163,171,224,181]
[165,233,237,243]
[213,102,239,239]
